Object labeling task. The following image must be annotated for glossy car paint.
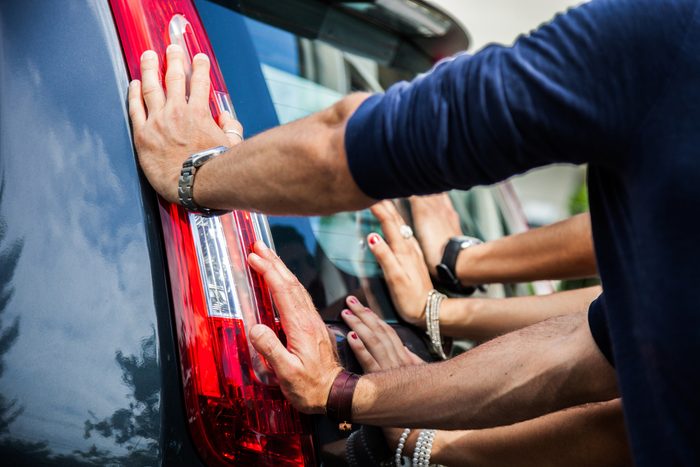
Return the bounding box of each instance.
[0,1,439,465]
[0,1,203,464]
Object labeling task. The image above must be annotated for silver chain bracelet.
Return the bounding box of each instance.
[425,290,447,359]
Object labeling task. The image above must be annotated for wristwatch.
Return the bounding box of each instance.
[435,235,485,295]
[178,145,228,216]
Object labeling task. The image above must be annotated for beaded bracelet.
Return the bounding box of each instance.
[394,428,411,466]
[412,429,436,467]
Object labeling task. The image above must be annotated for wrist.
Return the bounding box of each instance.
[190,149,223,210]
[177,146,229,215]
[435,236,485,295]
[454,242,485,286]
[437,298,458,332]
[325,369,360,428]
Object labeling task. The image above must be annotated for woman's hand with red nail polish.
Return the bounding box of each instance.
[366,201,434,327]
[341,296,423,374]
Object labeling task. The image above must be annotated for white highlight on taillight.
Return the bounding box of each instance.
[190,214,242,318]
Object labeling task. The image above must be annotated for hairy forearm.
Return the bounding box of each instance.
[194,93,374,215]
[457,213,597,285]
[351,312,617,429]
[427,399,630,466]
[441,286,602,341]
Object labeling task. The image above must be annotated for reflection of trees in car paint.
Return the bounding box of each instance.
[0,206,158,464]
[81,331,160,465]
[0,179,23,436]
[0,332,160,466]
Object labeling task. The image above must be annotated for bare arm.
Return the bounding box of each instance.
[342,298,629,467]
[420,399,630,467]
[128,45,373,215]
[195,93,374,215]
[457,213,596,284]
[368,200,601,340]
[441,285,602,341]
[244,244,618,430]
[410,195,596,282]
[351,311,618,429]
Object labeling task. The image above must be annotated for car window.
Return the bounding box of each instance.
[197,1,537,322]
[197,1,406,321]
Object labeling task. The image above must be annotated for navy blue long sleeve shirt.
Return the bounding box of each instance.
[345,1,700,465]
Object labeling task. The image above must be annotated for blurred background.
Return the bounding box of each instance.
[433,0,587,226]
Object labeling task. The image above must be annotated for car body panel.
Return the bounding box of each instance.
[0,2,204,464]
[0,1,488,465]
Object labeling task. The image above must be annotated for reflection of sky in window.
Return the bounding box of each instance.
[244,18,299,75]
[261,64,343,123]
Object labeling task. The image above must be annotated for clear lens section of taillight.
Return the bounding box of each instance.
[109,1,315,465]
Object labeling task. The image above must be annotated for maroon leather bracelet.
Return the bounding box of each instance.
[326,370,360,427]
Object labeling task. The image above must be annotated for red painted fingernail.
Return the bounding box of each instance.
[348,296,358,305]
[342,309,352,316]
[350,332,358,340]
[368,234,380,246]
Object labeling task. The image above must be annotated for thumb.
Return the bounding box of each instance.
[218,111,244,147]
[249,324,295,374]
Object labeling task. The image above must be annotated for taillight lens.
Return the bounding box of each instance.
[109,1,316,465]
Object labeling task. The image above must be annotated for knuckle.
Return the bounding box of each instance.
[192,106,211,119]
[167,103,186,119]
[141,84,161,97]
[365,334,381,348]
[166,70,186,82]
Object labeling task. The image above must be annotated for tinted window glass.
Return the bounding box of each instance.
[197,1,532,322]
[197,1,403,320]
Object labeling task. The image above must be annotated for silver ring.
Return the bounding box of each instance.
[224,129,244,141]
[399,224,413,239]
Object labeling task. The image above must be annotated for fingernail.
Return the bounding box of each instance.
[141,50,156,61]
[129,79,139,88]
[193,53,209,62]
[368,233,380,246]
[342,309,352,316]
[256,241,269,251]
[350,332,358,340]
[167,44,182,53]
[348,296,358,305]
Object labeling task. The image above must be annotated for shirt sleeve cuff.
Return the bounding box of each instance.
[588,295,615,366]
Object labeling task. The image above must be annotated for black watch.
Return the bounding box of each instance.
[435,236,485,296]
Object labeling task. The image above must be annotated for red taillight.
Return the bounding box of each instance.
[108,1,316,465]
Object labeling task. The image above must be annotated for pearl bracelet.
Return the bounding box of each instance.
[395,428,411,466]
[411,429,436,466]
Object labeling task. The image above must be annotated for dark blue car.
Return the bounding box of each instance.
[0,1,502,465]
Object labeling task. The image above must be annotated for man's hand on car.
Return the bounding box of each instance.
[128,45,243,204]
[246,241,343,414]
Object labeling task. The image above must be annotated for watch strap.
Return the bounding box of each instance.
[435,236,483,295]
